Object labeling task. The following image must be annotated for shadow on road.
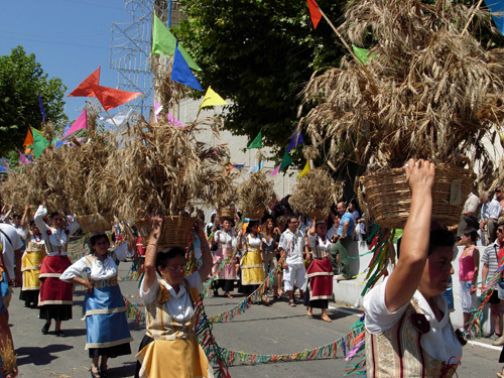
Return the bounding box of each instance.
[107,362,136,377]
[58,328,87,337]
[16,344,73,366]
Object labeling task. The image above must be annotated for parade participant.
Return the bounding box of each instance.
[34,205,73,336]
[261,217,278,300]
[333,201,356,280]
[457,225,479,337]
[60,233,132,378]
[305,220,333,322]
[0,242,17,378]
[0,222,23,290]
[278,217,307,307]
[10,210,28,287]
[19,220,46,308]
[135,217,213,378]
[237,220,267,302]
[211,217,237,298]
[363,160,462,377]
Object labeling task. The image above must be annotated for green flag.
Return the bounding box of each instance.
[247,130,263,149]
[280,150,292,171]
[352,44,373,65]
[31,127,50,158]
[152,14,177,56]
[152,14,201,71]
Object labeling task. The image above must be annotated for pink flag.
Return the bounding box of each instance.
[18,150,31,165]
[270,164,281,177]
[167,112,184,127]
[64,110,87,138]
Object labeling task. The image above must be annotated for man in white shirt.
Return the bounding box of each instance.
[484,188,503,245]
[278,216,307,307]
[0,223,23,285]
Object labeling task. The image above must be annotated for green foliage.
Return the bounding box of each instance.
[176,0,346,157]
[0,46,67,154]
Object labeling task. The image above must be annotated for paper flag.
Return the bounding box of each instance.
[93,86,142,111]
[154,100,163,116]
[102,109,134,129]
[23,128,34,147]
[54,140,65,149]
[31,127,50,158]
[69,67,101,97]
[200,86,227,109]
[249,161,264,173]
[280,150,292,171]
[270,164,281,177]
[247,130,263,149]
[171,47,203,91]
[298,161,311,178]
[38,95,46,123]
[287,131,304,152]
[179,44,202,72]
[18,150,31,165]
[167,112,184,127]
[352,45,374,65]
[307,0,322,29]
[486,0,504,35]
[64,109,87,138]
[152,14,177,56]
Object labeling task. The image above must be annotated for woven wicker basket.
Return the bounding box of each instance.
[136,215,194,249]
[242,207,265,221]
[76,213,113,234]
[361,165,473,229]
[218,207,235,220]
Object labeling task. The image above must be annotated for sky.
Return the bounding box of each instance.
[0,0,140,121]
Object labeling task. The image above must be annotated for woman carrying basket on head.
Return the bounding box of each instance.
[135,217,214,378]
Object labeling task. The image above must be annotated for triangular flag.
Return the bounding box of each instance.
[23,128,34,147]
[298,161,311,178]
[152,14,177,56]
[249,161,264,173]
[18,150,31,165]
[31,127,50,158]
[179,44,202,72]
[307,0,322,29]
[352,45,375,65]
[280,150,292,171]
[247,130,263,149]
[69,67,101,97]
[486,0,504,35]
[171,47,203,91]
[287,131,304,152]
[54,139,65,149]
[38,95,47,123]
[270,164,281,177]
[64,110,87,138]
[200,86,227,109]
[167,112,185,127]
[93,86,142,111]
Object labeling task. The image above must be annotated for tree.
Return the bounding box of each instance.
[0,46,66,154]
[176,0,346,156]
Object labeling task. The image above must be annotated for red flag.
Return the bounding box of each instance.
[307,0,322,29]
[93,86,142,111]
[23,128,34,147]
[69,67,101,97]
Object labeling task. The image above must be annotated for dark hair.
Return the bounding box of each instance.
[246,220,259,234]
[50,212,61,220]
[210,213,216,223]
[464,230,479,243]
[397,228,456,258]
[155,247,186,273]
[89,233,109,253]
[29,220,36,228]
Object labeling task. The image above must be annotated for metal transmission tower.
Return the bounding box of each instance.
[110,0,184,116]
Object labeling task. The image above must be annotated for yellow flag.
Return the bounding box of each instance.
[200,86,227,109]
[298,161,310,178]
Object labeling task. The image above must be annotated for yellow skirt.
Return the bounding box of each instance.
[241,248,265,286]
[137,337,213,378]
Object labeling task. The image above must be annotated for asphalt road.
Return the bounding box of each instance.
[6,253,503,377]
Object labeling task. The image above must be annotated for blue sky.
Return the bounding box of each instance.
[0,0,137,121]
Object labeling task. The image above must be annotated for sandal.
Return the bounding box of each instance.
[90,367,101,378]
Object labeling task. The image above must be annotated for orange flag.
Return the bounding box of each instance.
[69,67,101,97]
[93,86,142,111]
[23,128,34,147]
[307,0,322,29]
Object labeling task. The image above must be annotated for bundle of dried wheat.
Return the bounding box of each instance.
[237,171,276,220]
[289,168,334,220]
[300,0,504,172]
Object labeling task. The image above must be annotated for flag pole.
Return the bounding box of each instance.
[461,0,484,36]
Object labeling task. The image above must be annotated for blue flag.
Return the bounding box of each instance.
[38,95,46,123]
[486,0,504,35]
[286,131,304,152]
[171,47,203,91]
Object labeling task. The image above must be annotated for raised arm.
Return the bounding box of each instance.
[384,159,435,312]
[197,221,213,281]
[142,217,163,291]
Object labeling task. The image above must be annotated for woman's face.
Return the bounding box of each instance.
[316,223,327,237]
[266,219,274,231]
[159,254,186,286]
[419,246,454,298]
[92,237,110,257]
[222,220,231,231]
[457,234,471,246]
[30,225,41,236]
[51,214,65,229]
[249,224,258,234]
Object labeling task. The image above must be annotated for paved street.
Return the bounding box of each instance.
[7,257,503,377]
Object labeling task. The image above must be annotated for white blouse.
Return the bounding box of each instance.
[214,230,236,248]
[309,235,332,259]
[246,234,261,250]
[34,205,69,256]
[60,243,130,282]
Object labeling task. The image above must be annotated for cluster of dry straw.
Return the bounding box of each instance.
[0,339,16,376]
[237,171,275,220]
[299,0,504,172]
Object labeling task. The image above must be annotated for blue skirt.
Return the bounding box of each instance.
[84,285,132,351]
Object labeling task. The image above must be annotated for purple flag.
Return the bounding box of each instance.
[38,95,47,123]
[286,131,304,152]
